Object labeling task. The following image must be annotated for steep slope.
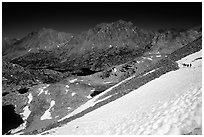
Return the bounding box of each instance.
[2,21,201,135]
[40,49,202,135]
[7,35,201,135]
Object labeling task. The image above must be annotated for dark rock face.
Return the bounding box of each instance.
[2,105,24,135]
[18,88,30,94]
[2,20,202,134]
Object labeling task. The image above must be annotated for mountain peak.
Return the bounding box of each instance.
[93,20,134,31]
[40,28,57,33]
[113,19,133,26]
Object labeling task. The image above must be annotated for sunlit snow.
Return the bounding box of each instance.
[21,106,31,121]
[27,93,33,104]
[41,100,55,120]
[38,84,50,96]
[71,92,76,96]
[42,50,202,135]
[69,79,77,83]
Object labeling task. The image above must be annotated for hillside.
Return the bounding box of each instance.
[5,35,202,135]
[41,50,202,135]
[2,20,202,135]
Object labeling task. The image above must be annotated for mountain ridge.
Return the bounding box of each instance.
[3,20,201,74]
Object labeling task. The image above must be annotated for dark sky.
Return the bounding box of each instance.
[2,2,202,39]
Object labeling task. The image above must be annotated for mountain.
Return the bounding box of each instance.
[2,20,202,135]
[2,37,19,55]
[4,36,202,135]
[4,20,201,74]
[3,28,73,60]
[6,20,155,72]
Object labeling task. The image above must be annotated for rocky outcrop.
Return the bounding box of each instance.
[2,60,71,96]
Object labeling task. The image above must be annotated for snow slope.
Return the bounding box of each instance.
[41,50,202,135]
[57,74,136,122]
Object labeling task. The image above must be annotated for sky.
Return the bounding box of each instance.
[2,2,202,39]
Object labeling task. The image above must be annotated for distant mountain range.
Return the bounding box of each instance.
[2,20,201,72]
[2,20,202,135]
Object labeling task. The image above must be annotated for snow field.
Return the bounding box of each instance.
[26,49,201,135]
[43,62,201,135]
[57,74,136,122]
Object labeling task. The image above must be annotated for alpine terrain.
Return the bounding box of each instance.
[2,20,202,135]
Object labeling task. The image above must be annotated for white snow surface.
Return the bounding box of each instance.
[71,92,76,96]
[176,50,202,69]
[37,84,50,96]
[41,50,202,135]
[58,74,136,122]
[27,93,33,104]
[21,106,31,121]
[69,79,77,83]
[142,68,160,77]
[40,100,55,120]
[11,106,32,134]
[10,122,26,135]
[177,50,202,65]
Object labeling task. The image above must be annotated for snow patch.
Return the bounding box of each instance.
[66,85,69,88]
[38,84,50,96]
[103,81,112,84]
[44,90,48,94]
[10,122,27,135]
[87,95,92,99]
[147,57,153,60]
[113,67,117,72]
[65,89,69,94]
[58,74,136,122]
[41,100,55,120]
[71,92,76,96]
[142,68,160,76]
[21,106,31,120]
[69,79,77,83]
[27,93,33,104]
